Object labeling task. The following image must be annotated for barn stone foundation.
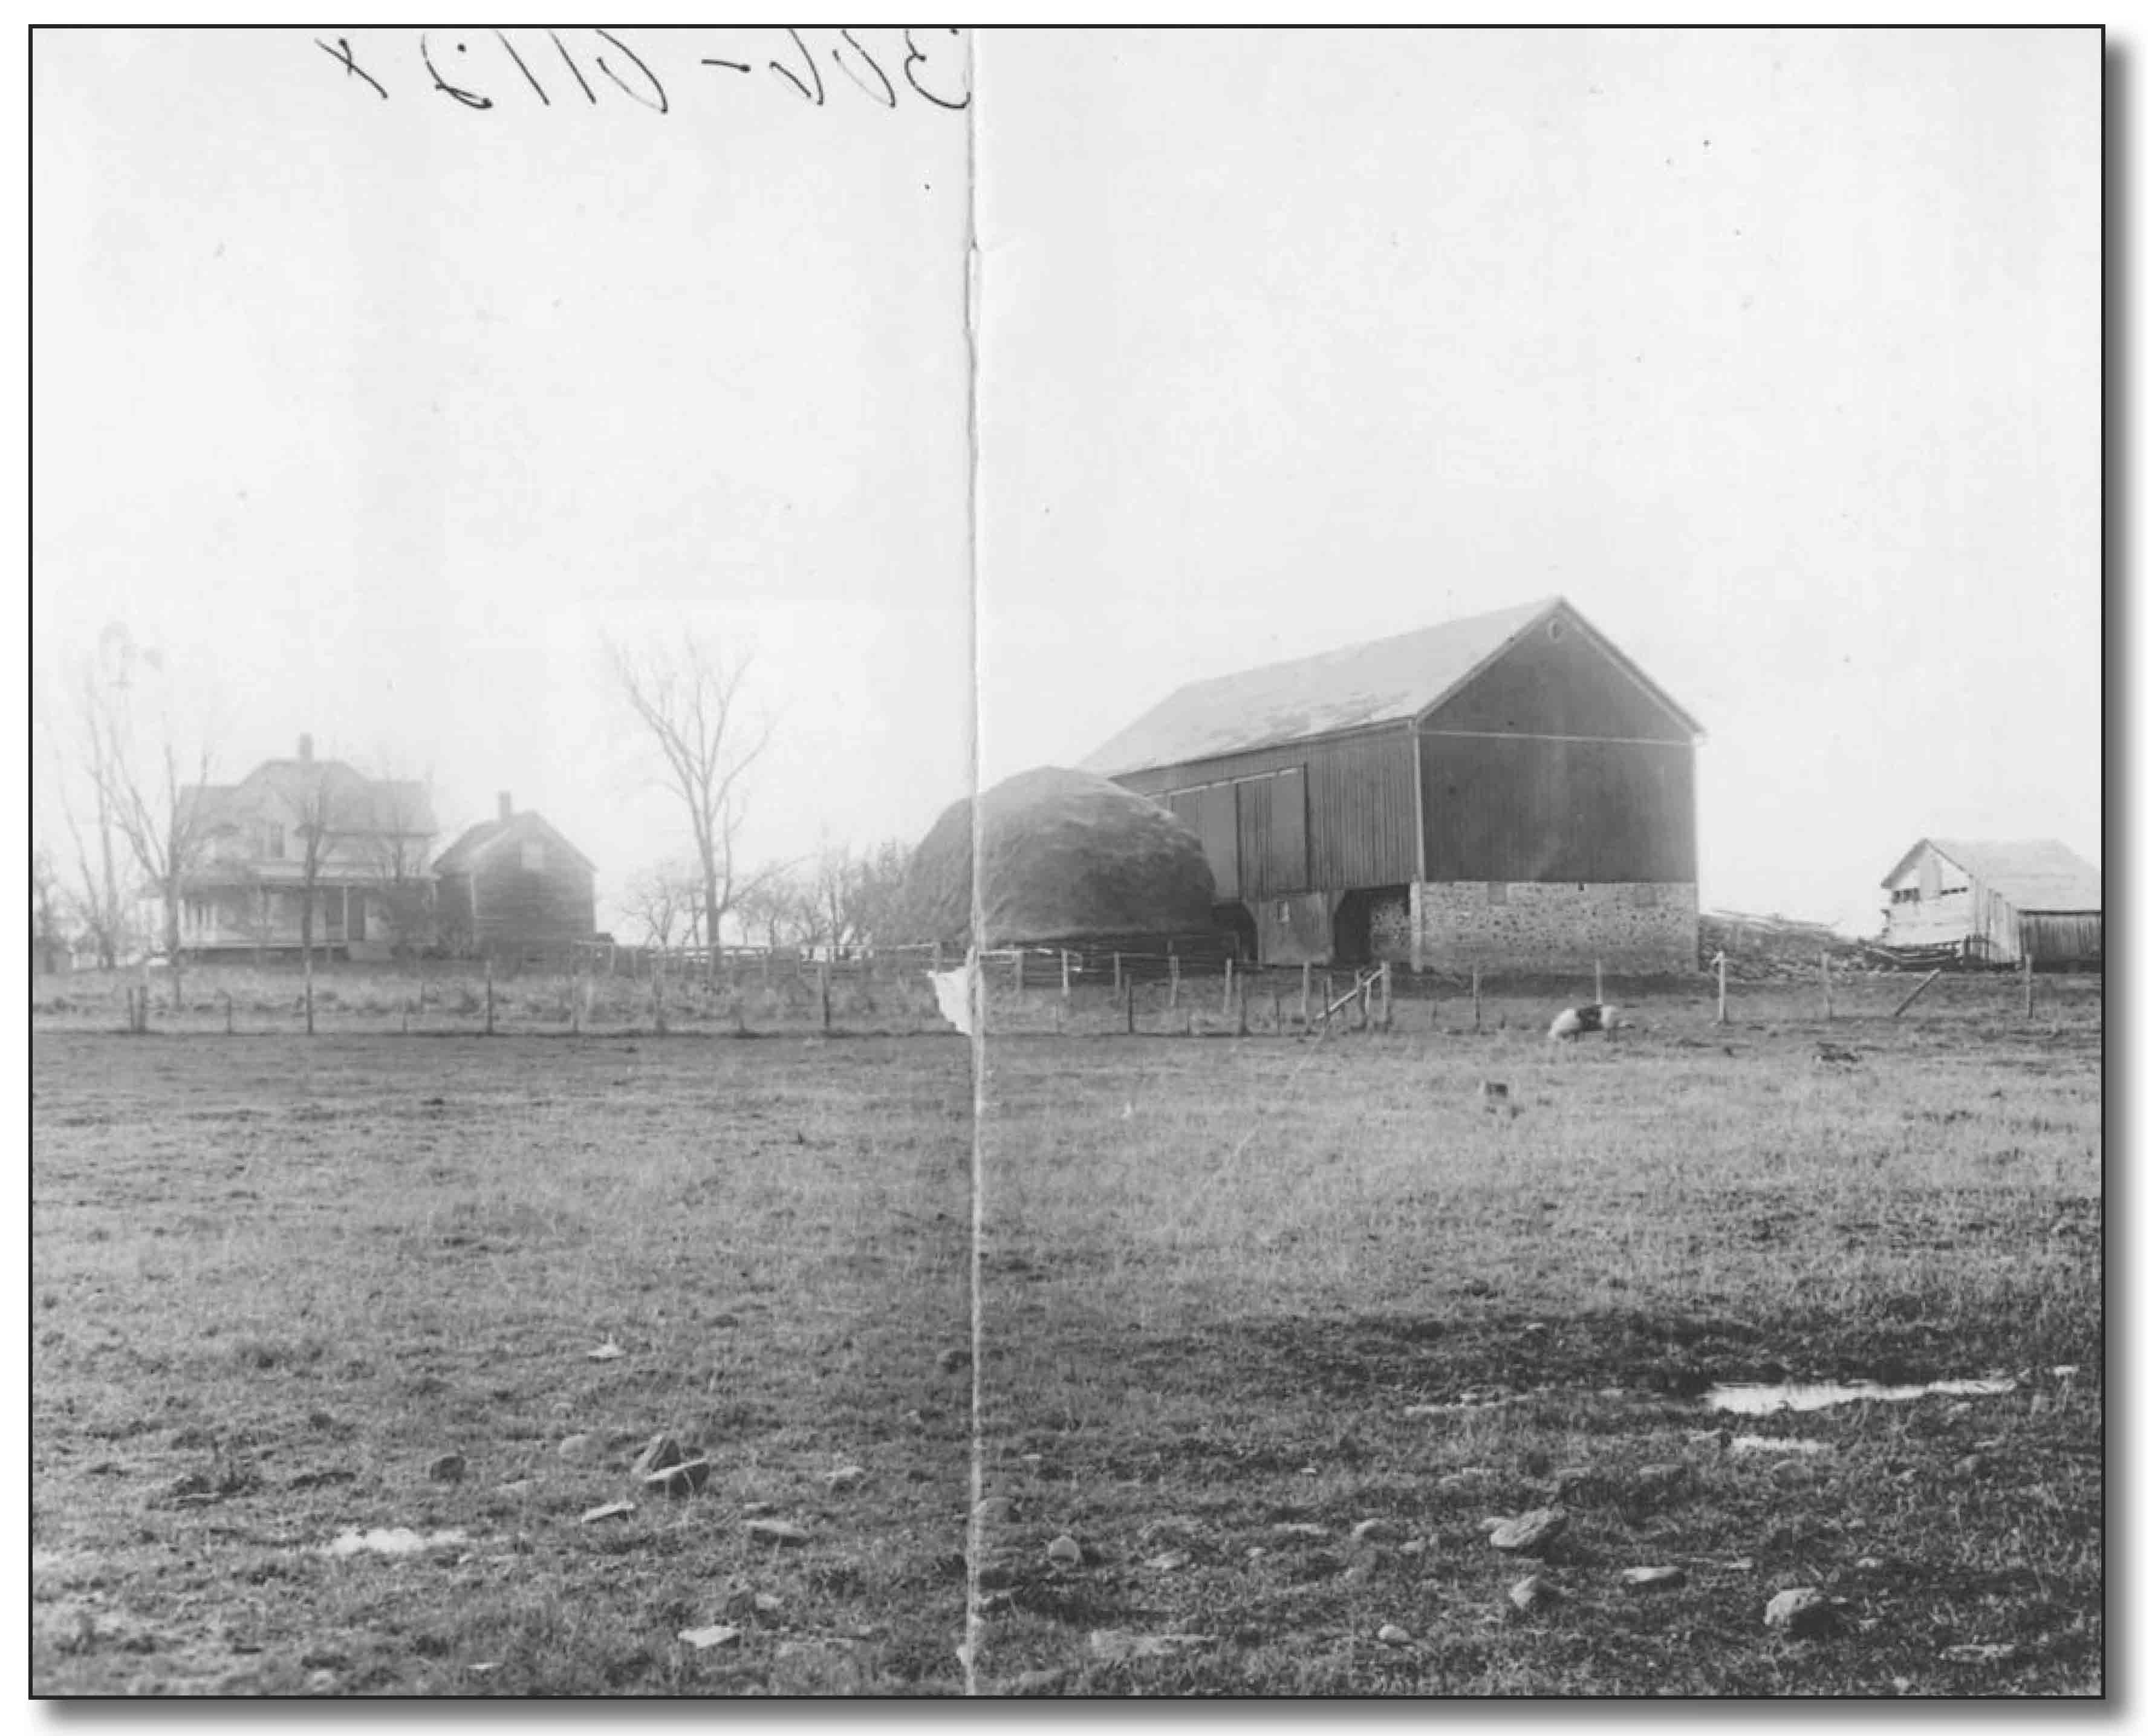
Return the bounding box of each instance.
[1409,881,1698,975]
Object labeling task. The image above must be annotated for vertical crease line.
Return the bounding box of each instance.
[961,26,985,1701]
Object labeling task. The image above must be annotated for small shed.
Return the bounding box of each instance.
[1879,839,2101,968]
[433,794,597,966]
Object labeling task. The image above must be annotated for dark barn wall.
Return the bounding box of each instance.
[1422,619,1694,743]
[1117,729,1418,896]
[1420,733,1695,883]
[469,857,596,953]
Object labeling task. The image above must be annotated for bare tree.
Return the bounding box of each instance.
[290,770,345,970]
[32,844,65,977]
[360,764,437,955]
[48,666,129,970]
[624,860,700,951]
[735,862,813,953]
[606,632,775,985]
[80,633,217,1009]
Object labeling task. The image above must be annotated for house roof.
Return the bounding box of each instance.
[1883,838,2102,911]
[1081,597,1701,778]
[181,758,437,837]
[434,810,596,877]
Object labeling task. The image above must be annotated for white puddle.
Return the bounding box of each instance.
[323,1526,470,1559]
[1706,1376,2017,1415]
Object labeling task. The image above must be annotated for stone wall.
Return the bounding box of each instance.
[1369,891,1414,964]
[1411,880,1698,974]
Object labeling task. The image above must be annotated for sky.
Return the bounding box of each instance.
[31,28,2101,937]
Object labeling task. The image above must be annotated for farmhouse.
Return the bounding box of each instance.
[1879,838,2101,969]
[433,795,597,965]
[1083,597,1704,972]
[176,735,436,961]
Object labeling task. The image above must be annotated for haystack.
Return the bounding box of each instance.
[888,766,1216,949]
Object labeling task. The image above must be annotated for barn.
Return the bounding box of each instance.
[432,794,597,966]
[1082,597,1705,973]
[1879,839,2102,969]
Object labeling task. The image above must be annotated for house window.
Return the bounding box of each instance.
[263,822,285,860]
[521,840,546,873]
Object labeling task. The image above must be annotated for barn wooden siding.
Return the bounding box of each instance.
[1418,733,1696,883]
[1114,728,1417,898]
[1421,614,1694,744]
[2020,912,2102,967]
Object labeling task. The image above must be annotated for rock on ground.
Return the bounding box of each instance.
[1488,1507,1568,1553]
[1764,1587,1834,1637]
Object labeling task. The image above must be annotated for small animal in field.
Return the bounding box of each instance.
[1813,1041,1862,1067]
[1478,1080,1520,1120]
[1547,1003,1620,1042]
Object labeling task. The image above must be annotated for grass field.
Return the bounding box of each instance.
[31,974,2101,1696]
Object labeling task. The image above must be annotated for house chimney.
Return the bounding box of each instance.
[298,733,314,764]
[498,792,512,822]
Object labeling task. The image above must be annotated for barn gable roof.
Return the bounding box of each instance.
[434,810,596,877]
[1081,597,1700,778]
[1883,839,2102,911]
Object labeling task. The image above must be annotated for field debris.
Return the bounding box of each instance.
[322,1526,469,1559]
[1621,1565,1687,1591]
[678,1624,743,1652]
[425,1452,466,1484]
[1813,1042,1864,1067]
[1087,1629,1212,1663]
[630,1434,683,1478]
[746,1518,809,1546]
[1706,1375,2018,1414]
[1487,1507,1568,1553]
[1941,1642,2021,1665]
[643,1458,710,1498]
[1509,1574,1560,1614]
[1764,1587,1835,1637]
[556,1434,595,1460]
[585,1342,625,1363]
[1349,1518,1398,1546]
[579,1502,635,1525]
[823,1465,868,1491]
[1143,1549,1192,1573]
[1045,1533,1084,1567]
[1376,1623,1413,1647]
[1728,1436,1832,1458]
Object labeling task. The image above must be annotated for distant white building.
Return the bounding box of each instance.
[1879,839,2101,968]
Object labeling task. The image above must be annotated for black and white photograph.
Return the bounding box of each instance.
[29,26,2103,1699]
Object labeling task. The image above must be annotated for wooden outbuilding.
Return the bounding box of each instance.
[1082,597,1705,972]
[1879,838,2101,969]
[433,794,597,966]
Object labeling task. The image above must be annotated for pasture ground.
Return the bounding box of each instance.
[33,974,2101,1695]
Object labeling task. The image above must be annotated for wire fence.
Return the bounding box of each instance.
[35,943,2100,1042]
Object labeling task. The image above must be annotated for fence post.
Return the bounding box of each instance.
[821,958,833,1033]
[1324,973,1335,1030]
[1594,958,1604,1006]
[484,956,495,1036]
[1061,949,1071,1000]
[1223,956,1234,1015]
[2023,951,2035,1019]
[1715,951,1728,1025]
[1272,984,1283,1034]
[1820,951,1833,1021]
[224,992,233,1036]
[1112,952,1122,994]
[1380,962,1393,1030]
[932,940,943,974]
[1169,952,1180,1010]
[1301,961,1312,1027]
[1237,983,1249,1036]
[305,971,316,1037]
[1125,978,1135,1035]
[1472,964,1482,1032]
[653,964,666,1036]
